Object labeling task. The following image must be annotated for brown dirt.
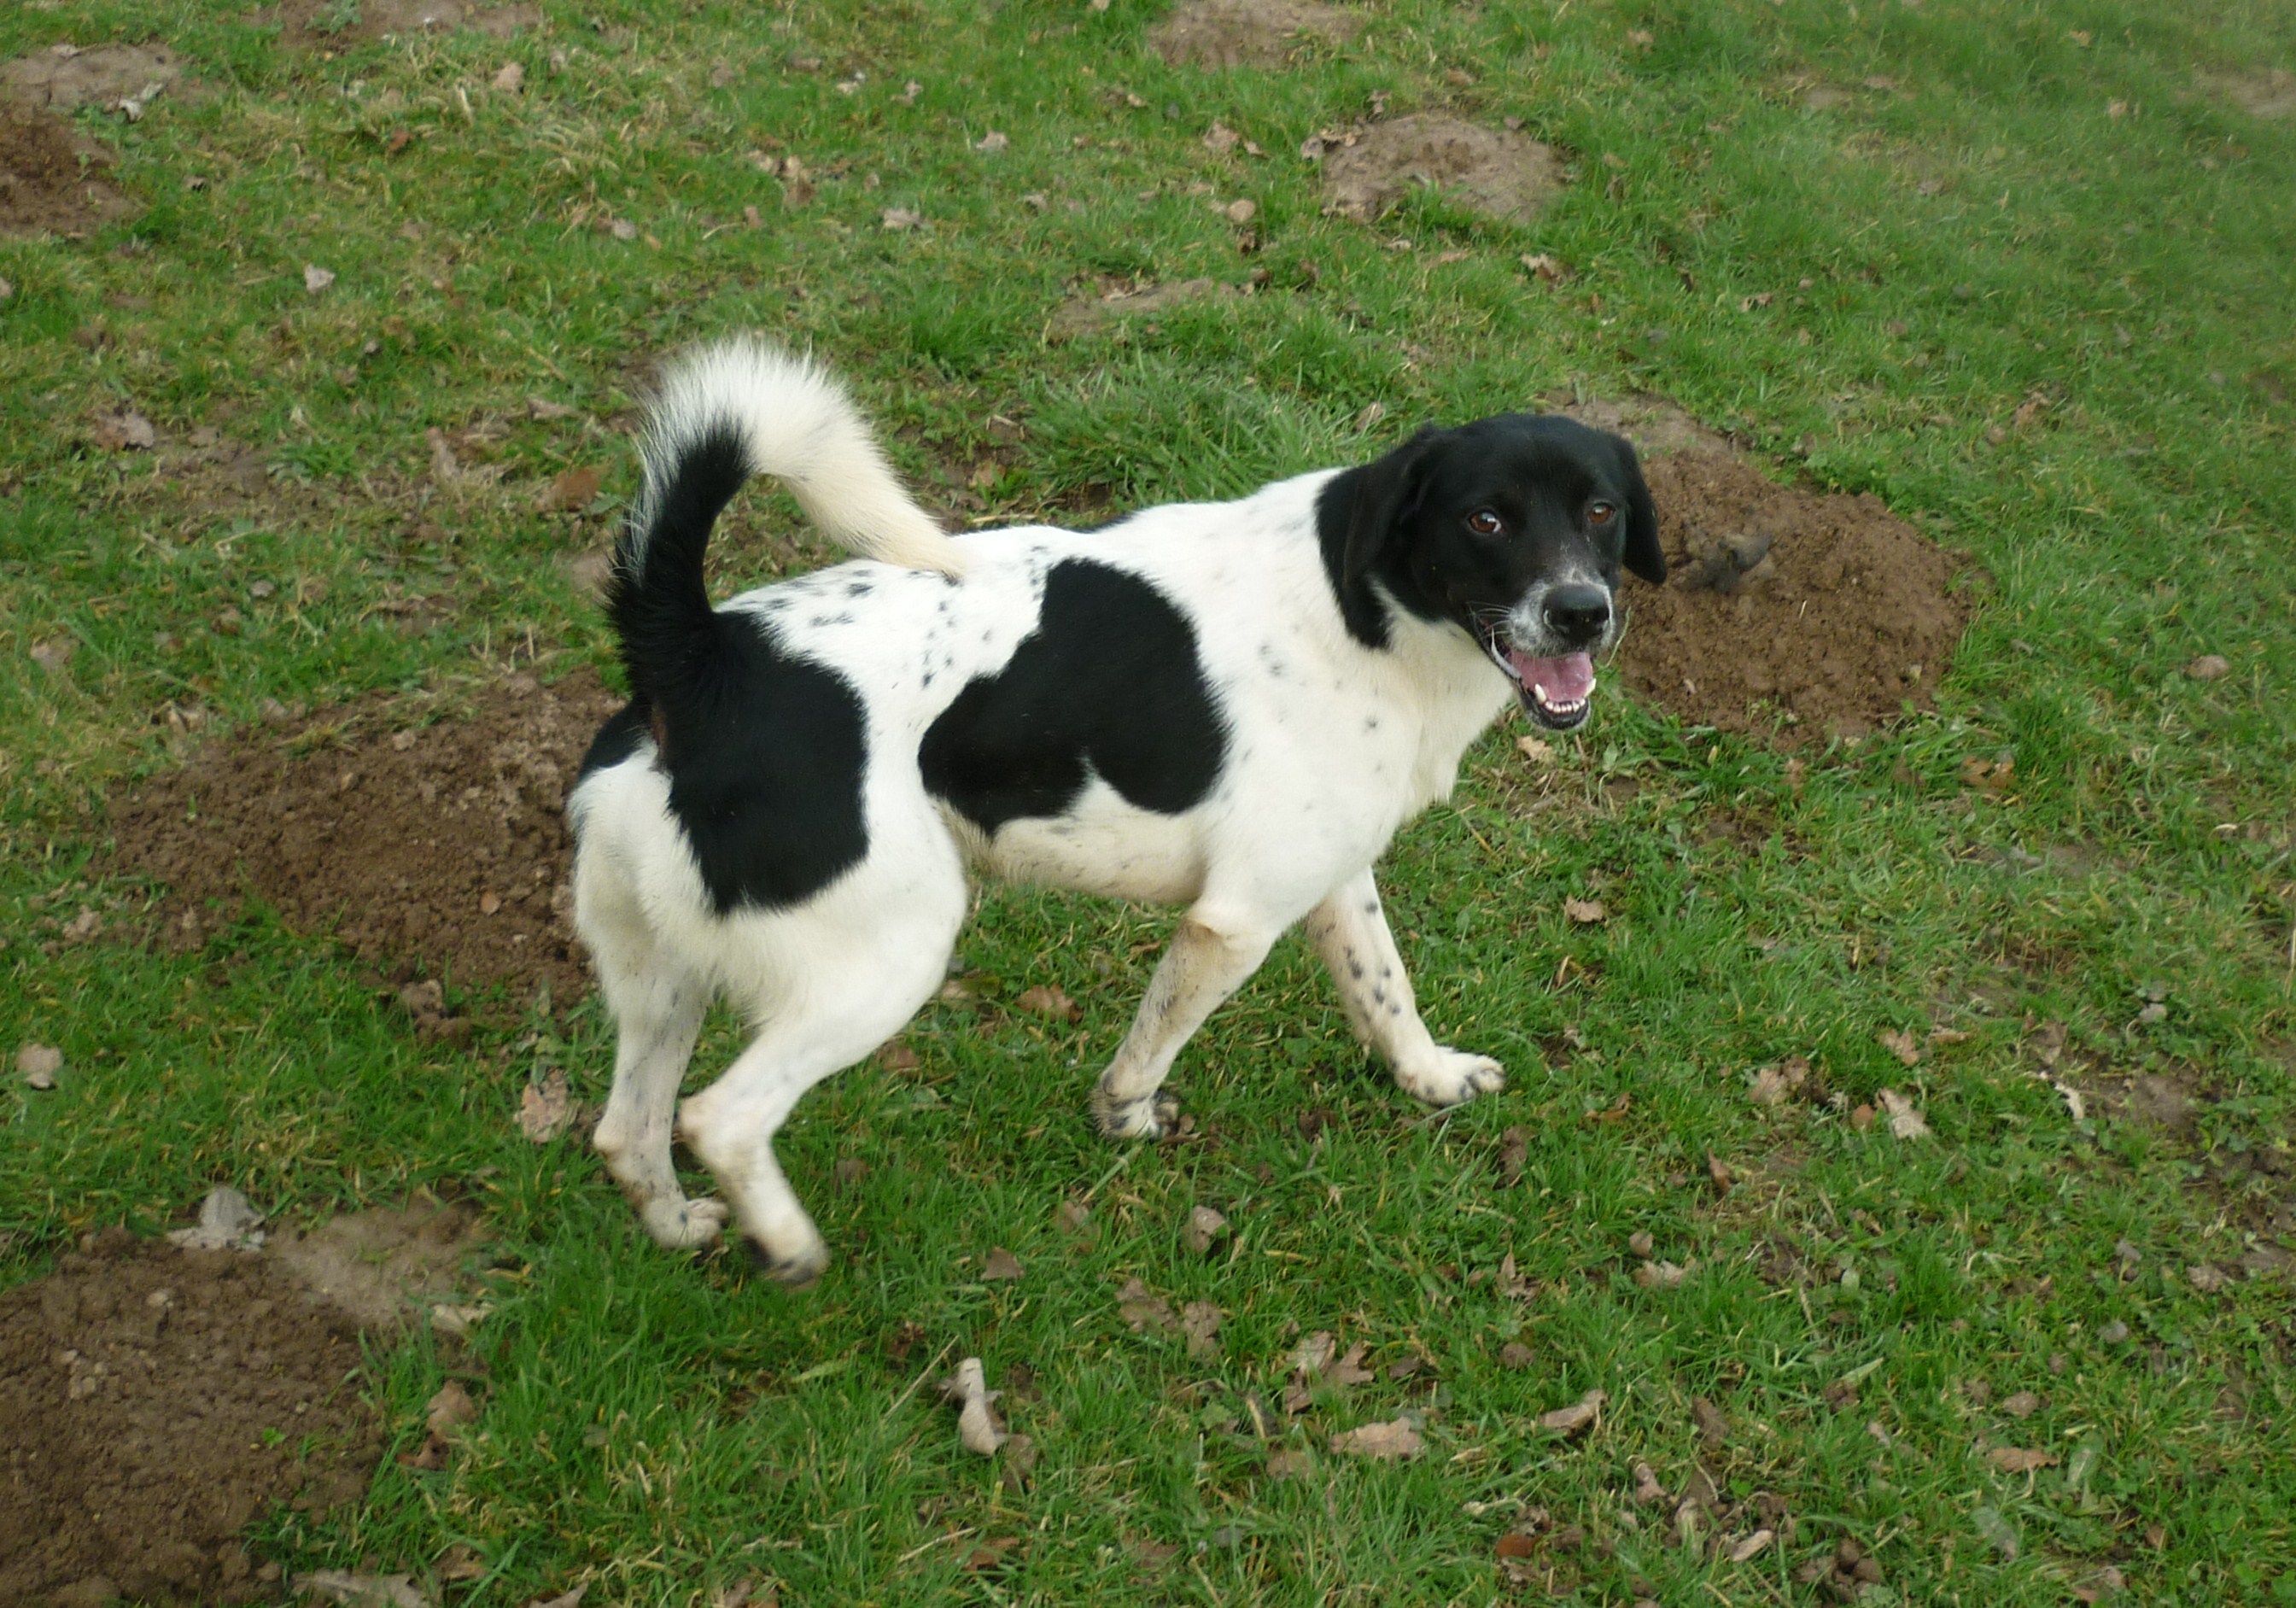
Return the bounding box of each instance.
[0,1227,383,1607]
[0,102,134,239]
[108,668,620,1009]
[2207,67,2295,120]
[1320,114,1564,225]
[1603,444,1971,742]
[1146,0,1357,69]
[1045,277,1240,342]
[259,0,541,49]
[0,44,186,111]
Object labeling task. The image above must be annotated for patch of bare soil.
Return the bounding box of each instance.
[1045,277,1240,342]
[0,43,186,111]
[2207,67,2295,120]
[0,1228,383,1606]
[0,102,134,239]
[269,1202,488,1332]
[1320,114,1564,225]
[1608,447,1970,742]
[108,669,620,1010]
[260,0,540,49]
[1146,0,1357,69]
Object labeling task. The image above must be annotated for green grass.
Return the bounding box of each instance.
[4,0,2294,1602]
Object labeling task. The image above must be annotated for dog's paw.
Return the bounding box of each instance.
[742,1232,830,1289]
[641,1195,730,1251]
[1395,1048,1505,1108]
[1091,1085,1182,1142]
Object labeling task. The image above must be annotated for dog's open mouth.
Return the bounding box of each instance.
[1504,649,1596,731]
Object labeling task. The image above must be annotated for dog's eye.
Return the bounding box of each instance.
[1588,500,1617,526]
[1465,510,1504,536]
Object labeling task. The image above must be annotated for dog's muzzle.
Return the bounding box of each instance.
[1488,583,1612,732]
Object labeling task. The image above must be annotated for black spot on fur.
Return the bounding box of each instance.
[663,612,870,913]
[577,699,653,780]
[599,419,868,914]
[921,559,1226,834]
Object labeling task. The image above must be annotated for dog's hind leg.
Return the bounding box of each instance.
[1305,868,1504,1108]
[1090,910,1281,1140]
[581,868,727,1249]
[676,867,965,1285]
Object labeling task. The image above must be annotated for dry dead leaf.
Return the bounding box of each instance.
[1850,1102,1877,1131]
[1515,734,1555,764]
[881,207,923,231]
[16,1043,62,1090]
[1878,1088,1931,1139]
[938,1356,1008,1454]
[524,1588,583,1608]
[1563,896,1608,924]
[1327,1342,1375,1388]
[1265,1447,1312,1479]
[2001,1390,2041,1418]
[1632,1461,1666,1505]
[1015,984,1081,1022]
[1117,1277,1178,1336]
[1499,1341,1534,1371]
[1224,197,1258,224]
[1521,252,1572,284]
[426,1380,479,1439]
[1539,1389,1605,1436]
[1706,1153,1734,1194]
[1181,1301,1223,1359]
[2187,1263,2231,1293]
[1692,1396,1729,1450]
[29,636,77,673]
[1056,1197,1093,1236]
[1000,1432,1039,1496]
[981,1247,1024,1282]
[517,1068,575,1143]
[2185,654,2230,681]
[1728,1529,1775,1563]
[1877,1027,1923,1067]
[1988,1445,2056,1474]
[537,465,602,512]
[1184,1204,1230,1255]
[91,411,157,452]
[879,1043,920,1072]
[295,1570,433,1608]
[1499,1126,1528,1184]
[304,264,336,295]
[1634,1260,1694,1289]
[1329,1417,1423,1459]
[528,397,579,420]
[492,61,525,93]
[974,130,1008,153]
[1288,1330,1338,1377]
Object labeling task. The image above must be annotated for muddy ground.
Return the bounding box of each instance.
[1147,0,1357,70]
[1319,114,1565,225]
[110,669,620,1011]
[1615,448,1969,741]
[0,101,134,239]
[0,1229,386,1606]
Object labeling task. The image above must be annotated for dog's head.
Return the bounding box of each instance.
[1319,414,1666,731]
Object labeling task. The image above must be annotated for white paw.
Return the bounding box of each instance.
[1395,1047,1505,1108]
[641,1195,730,1251]
[1091,1085,1181,1141]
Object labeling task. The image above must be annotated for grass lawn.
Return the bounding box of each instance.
[3,0,2293,1603]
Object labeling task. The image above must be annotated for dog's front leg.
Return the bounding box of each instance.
[1090,914,1279,1140]
[1305,869,1504,1108]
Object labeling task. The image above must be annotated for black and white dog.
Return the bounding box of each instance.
[570,341,1663,1282]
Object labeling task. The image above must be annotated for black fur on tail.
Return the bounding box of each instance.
[605,424,752,734]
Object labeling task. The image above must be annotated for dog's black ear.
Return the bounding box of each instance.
[1610,433,1667,584]
[1340,424,1442,584]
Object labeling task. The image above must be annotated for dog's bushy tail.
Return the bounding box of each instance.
[608,339,963,711]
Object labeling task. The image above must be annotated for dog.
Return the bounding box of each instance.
[568,341,1664,1283]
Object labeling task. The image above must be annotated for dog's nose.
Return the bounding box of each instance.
[1542,584,1612,644]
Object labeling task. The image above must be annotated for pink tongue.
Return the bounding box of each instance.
[1507,651,1595,703]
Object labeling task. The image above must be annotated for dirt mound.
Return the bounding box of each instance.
[269,1202,489,1331]
[0,102,134,239]
[1320,114,1564,225]
[0,1228,382,1606]
[1611,450,1970,742]
[261,0,541,48]
[1045,277,1240,341]
[1147,0,1356,69]
[108,669,621,1009]
[2206,67,2295,120]
[0,43,186,111]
